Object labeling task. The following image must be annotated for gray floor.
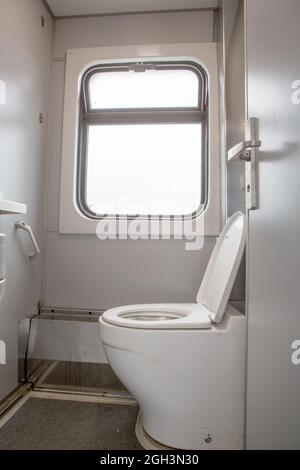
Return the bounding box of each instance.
[37,362,129,395]
[0,398,142,450]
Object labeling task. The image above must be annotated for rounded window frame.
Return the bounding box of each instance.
[76,59,209,222]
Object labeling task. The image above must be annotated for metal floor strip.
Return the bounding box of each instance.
[30,389,137,406]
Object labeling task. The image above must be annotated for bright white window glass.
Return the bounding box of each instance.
[89,69,199,109]
[86,124,202,216]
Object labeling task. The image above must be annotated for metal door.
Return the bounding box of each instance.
[245,0,300,449]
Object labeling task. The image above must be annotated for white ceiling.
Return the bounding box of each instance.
[46,0,219,18]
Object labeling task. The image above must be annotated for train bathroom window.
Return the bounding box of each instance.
[59,44,220,235]
[77,61,208,220]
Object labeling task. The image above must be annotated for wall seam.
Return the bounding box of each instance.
[41,10,56,305]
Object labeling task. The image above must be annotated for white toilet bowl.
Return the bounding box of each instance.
[100,212,247,450]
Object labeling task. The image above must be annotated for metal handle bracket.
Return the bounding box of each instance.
[228,139,261,162]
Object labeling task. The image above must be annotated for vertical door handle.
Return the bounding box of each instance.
[228,117,261,210]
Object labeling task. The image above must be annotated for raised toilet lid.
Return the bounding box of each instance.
[196,212,246,324]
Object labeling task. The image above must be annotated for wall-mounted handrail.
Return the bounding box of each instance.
[15,221,40,259]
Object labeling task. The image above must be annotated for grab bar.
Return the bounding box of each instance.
[15,221,40,259]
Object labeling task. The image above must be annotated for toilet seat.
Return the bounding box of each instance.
[102,212,246,330]
[101,303,212,330]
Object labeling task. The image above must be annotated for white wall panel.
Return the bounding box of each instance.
[53,11,214,57]
[44,10,218,310]
[46,61,65,232]
[223,0,245,217]
[0,0,53,400]
[44,233,216,310]
[29,319,108,364]
[217,0,246,301]
[47,0,219,17]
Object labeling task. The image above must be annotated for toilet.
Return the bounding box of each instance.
[100,212,247,450]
